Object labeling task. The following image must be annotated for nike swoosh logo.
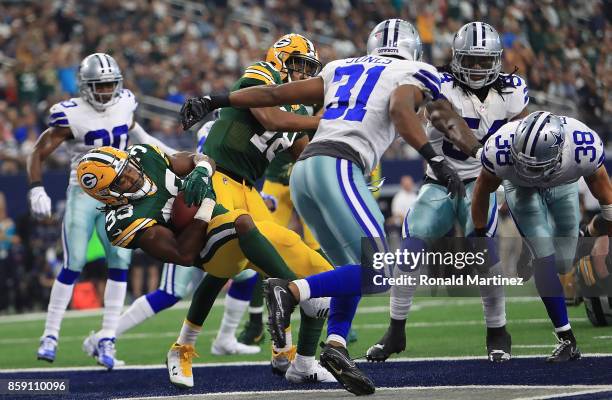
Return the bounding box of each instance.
[273,286,286,318]
[328,364,343,375]
[171,365,178,376]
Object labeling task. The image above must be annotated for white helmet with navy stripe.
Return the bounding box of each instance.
[451,22,502,89]
[79,53,124,112]
[510,111,565,183]
[367,19,422,61]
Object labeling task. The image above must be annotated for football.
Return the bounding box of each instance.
[171,192,198,232]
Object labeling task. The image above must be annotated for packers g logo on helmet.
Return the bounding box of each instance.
[77,146,131,206]
[266,33,322,81]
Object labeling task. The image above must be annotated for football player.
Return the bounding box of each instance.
[30,53,177,369]
[190,33,333,379]
[472,111,612,361]
[367,22,529,363]
[180,19,464,395]
[75,144,335,387]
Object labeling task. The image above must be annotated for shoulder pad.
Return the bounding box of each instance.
[48,103,71,128]
[242,62,281,85]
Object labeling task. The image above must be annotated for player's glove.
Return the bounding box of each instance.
[180,94,230,131]
[28,185,52,219]
[418,143,465,199]
[182,161,214,207]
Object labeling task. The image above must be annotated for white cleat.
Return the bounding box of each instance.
[82,331,125,369]
[211,337,261,355]
[285,361,338,383]
[167,343,198,388]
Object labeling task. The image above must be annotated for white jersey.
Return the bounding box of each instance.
[48,89,137,185]
[482,116,605,188]
[425,72,528,181]
[313,55,440,174]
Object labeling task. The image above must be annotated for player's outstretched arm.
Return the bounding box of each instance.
[391,84,465,198]
[426,99,482,158]
[180,78,324,130]
[26,127,73,218]
[250,107,320,132]
[584,166,612,236]
[471,168,502,235]
[168,152,216,178]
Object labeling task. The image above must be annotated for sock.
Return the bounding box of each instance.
[487,326,508,336]
[216,294,249,341]
[115,295,156,337]
[145,289,181,313]
[273,329,293,353]
[294,353,315,372]
[99,269,128,338]
[304,264,363,298]
[187,274,228,326]
[227,273,258,301]
[327,295,361,340]
[177,319,202,346]
[533,255,569,329]
[479,262,507,328]
[297,307,324,357]
[238,228,297,280]
[248,274,264,320]
[42,279,76,339]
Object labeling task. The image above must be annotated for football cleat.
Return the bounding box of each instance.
[263,278,297,349]
[167,343,198,388]
[365,323,406,362]
[285,360,338,383]
[211,336,261,355]
[319,342,375,396]
[271,345,297,376]
[37,335,58,363]
[96,337,117,370]
[546,332,581,363]
[238,320,265,345]
[82,331,125,368]
[486,329,512,362]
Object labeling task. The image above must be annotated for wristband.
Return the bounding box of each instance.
[601,204,612,222]
[30,181,43,188]
[474,227,488,237]
[417,142,438,162]
[194,198,216,223]
[210,94,231,109]
[195,160,213,177]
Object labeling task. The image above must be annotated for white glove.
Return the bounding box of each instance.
[29,186,52,218]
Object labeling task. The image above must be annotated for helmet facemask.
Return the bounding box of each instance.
[451,50,501,89]
[81,79,123,112]
[284,53,322,81]
[108,156,154,203]
[510,148,562,183]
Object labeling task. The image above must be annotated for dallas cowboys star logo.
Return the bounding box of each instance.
[549,131,564,148]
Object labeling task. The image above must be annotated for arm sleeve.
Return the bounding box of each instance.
[503,74,529,119]
[129,122,178,155]
[399,63,441,101]
[47,103,70,128]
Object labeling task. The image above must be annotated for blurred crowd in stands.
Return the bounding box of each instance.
[0,0,610,173]
[0,0,609,312]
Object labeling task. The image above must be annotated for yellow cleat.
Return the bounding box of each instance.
[271,345,297,376]
[166,343,199,388]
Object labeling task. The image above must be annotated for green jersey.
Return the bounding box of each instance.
[105,144,227,249]
[203,61,308,186]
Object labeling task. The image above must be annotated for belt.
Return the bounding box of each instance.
[216,166,254,188]
[423,175,476,186]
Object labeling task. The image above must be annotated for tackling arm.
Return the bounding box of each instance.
[584,166,612,236]
[168,152,216,177]
[250,107,320,132]
[471,168,503,234]
[426,99,482,158]
[229,77,325,108]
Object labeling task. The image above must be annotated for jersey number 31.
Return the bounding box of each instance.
[322,65,385,122]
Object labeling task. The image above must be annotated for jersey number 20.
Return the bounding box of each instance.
[84,124,129,150]
[322,65,385,122]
